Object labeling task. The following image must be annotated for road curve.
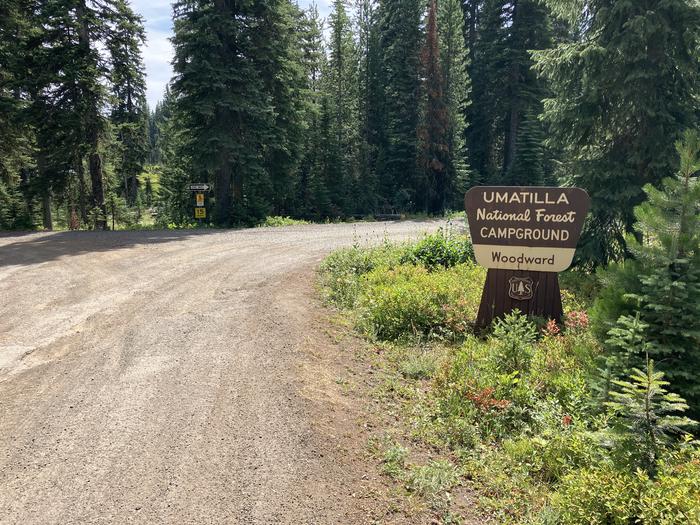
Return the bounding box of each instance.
[0,221,442,525]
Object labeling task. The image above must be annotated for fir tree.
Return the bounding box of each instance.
[378,0,423,210]
[463,0,551,187]
[419,0,450,214]
[322,0,359,215]
[257,1,308,216]
[76,0,110,229]
[171,0,272,224]
[501,0,551,179]
[296,3,329,217]
[155,86,191,225]
[438,0,469,207]
[535,0,700,265]
[463,0,506,185]
[594,130,700,417]
[626,130,700,415]
[107,0,148,206]
[505,110,545,186]
[0,0,35,228]
[607,360,697,477]
[355,0,380,215]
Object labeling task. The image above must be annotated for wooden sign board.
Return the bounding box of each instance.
[465,186,590,327]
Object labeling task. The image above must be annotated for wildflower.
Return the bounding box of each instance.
[466,387,511,411]
[565,311,589,331]
[543,319,560,337]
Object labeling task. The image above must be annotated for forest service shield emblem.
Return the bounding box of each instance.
[508,276,534,301]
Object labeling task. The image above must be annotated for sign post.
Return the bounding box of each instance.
[189,183,210,223]
[465,186,590,327]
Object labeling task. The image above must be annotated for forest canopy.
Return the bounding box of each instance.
[0,0,699,266]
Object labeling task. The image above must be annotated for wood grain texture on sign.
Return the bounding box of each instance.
[476,269,563,327]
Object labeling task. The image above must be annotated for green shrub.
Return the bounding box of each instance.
[530,333,598,413]
[319,244,404,308]
[399,228,474,271]
[258,215,310,227]
[382,443,408,479]
[357,262,485,341]
[489,311,538,374]
[407,459,460,502]
[546,449,700,525]
[399,351,437,380]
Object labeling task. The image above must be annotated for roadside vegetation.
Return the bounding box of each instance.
[318,138,700,524]
[257,216,311,228]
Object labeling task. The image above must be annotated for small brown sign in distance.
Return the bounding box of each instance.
[465,186,590,327]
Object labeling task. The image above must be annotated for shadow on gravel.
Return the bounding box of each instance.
[0,229,223,268]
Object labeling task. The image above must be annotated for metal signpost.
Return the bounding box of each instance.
[465,186,590,327]
[189,184,210,223]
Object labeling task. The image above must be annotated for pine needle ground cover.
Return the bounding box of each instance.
[319,229,700,524]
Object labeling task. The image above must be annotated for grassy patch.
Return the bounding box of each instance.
[319,233,700,523]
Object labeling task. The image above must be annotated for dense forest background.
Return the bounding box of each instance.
[1,0,699,264]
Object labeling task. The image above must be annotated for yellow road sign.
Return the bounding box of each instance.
[195,207,206,219]
[196,193,205,207]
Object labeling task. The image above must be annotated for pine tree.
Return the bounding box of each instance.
[296,3,329,218]
[258,1,308,216]
[107,0,148,206]
[594,130,700,417]
[535,0,700,265]
[419,0,449,214]
[0,0,35,228]
[438,0,469,208]
[378,0,423,210]
[607,360,696,477]
[172,0,272,224]
[463,0,551,187]
[355,0,380,214]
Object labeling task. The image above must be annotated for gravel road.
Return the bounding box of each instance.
[0,221,443,525]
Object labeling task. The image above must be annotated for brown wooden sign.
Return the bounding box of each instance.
[465,186,590,327]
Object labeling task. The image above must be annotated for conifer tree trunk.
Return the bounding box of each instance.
[215,158,232,225]
[77,0,106,229]
[420,0,449,214]
[77,158,88,225]
[41,191,52,230]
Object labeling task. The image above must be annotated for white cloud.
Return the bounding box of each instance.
[131,0,333,107]
[130,0,173,107]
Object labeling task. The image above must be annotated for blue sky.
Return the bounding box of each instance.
[131,0,333,108]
